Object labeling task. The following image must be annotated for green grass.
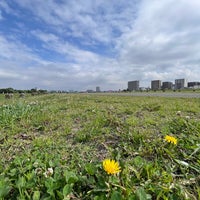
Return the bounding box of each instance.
[0,93,200,199]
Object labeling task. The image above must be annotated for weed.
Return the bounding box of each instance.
[0,94,199,199]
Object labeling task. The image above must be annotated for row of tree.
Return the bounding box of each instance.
[0,88,48,94]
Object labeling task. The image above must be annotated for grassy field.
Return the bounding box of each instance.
[0,93,200,200]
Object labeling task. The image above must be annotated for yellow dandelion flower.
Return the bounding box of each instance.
[165,135,177,145]
[103,159,121,175]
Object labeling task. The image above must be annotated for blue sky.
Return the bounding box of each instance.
[0,0,200,91]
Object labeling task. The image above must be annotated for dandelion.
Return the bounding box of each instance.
[103,159,121,175]
[165,135,177,145]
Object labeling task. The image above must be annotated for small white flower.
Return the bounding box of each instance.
[185,116,190,120]
[35,168,42,175]
[33,161,39,167]
[43,171,48,178]
[43,167,54,177]
[47,167,54,175]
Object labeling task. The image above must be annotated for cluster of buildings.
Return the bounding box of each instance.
[86,86,101,93]
[128,79,200,91]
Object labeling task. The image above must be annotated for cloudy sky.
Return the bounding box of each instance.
[0,0,200,91]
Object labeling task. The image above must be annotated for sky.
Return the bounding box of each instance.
[0,0,200,91]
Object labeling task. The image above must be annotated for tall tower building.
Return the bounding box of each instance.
[151,80,161,90]
[162,82,173,89]
[128,80,139,91]
[175,79,187,89]
[96,86,101,92]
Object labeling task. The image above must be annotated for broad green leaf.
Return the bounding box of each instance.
[63,184,72,196]
[33,191,40,200]
[56,190,64,199]
[9,168,17,177]
[45,178,57,197]
[85,163,97,175]
[0,179,11,198]
[135,187,148,200]
[94,194,107,200]
[133,156,146,168]
[111,191,122,200]
[16,176,26,189]
[64,171,78,184]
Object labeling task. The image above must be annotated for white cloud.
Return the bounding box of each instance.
[0,0,200,90]
[116,0,200,84]
[0,32,124,90]
[0,34,47,65]
[0,1,12,14]
[0,69,20,79]
[15,0,138,44]
[31,31,59,43]
[31,30,113,66]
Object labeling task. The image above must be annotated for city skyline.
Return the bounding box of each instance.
[128,78,200,91]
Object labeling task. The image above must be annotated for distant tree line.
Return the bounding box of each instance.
[0,87,48,94]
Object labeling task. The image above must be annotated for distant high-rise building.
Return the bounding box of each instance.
[87,89,94,93]
[175,79,187,89]
[188,82,200,88]
[96,86,101,92]
[151,80,161,90]
[128,80,139,91]
[162,82,173,89]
